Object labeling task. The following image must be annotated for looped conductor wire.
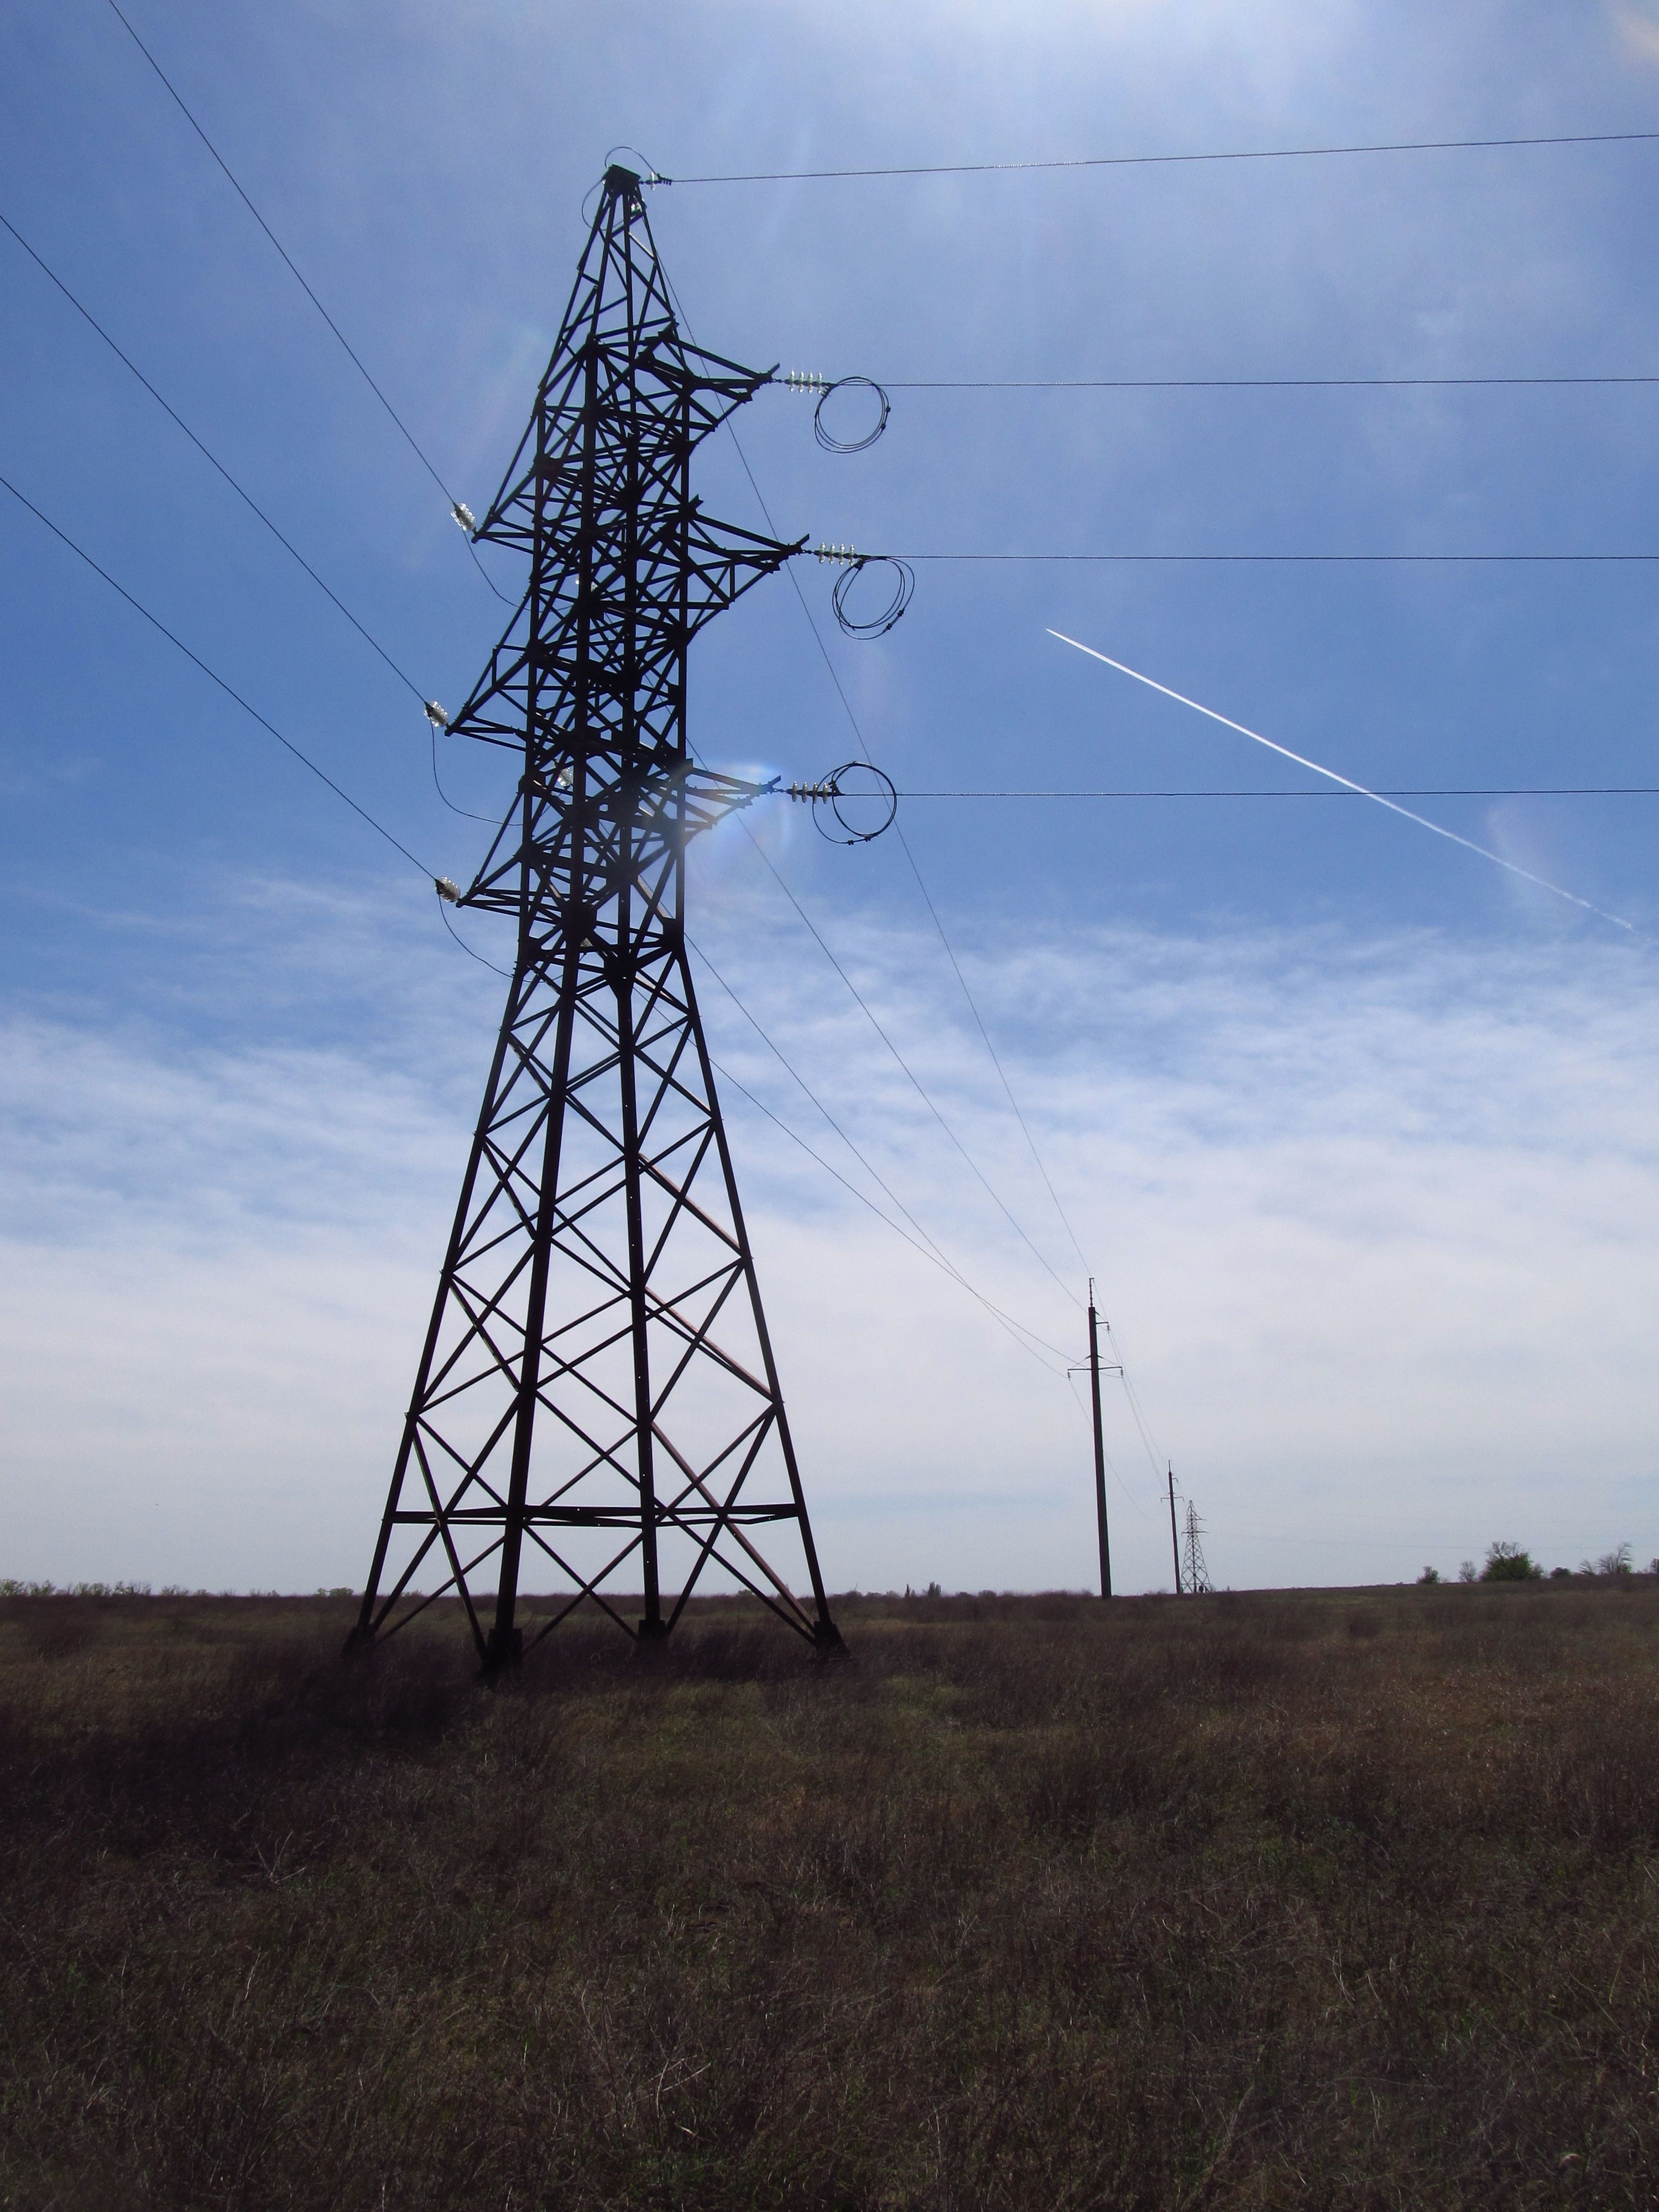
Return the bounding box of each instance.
[830,554,915,637]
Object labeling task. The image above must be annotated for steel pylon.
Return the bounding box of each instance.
[352,166,841,1671]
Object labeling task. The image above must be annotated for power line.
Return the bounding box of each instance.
[881,375,1659,389]
[890,785,1659,800]
[711,1051,1070,1373]
[747,529,1093,1297]
[689,941,1072,1371]
[1103,1319,1166,1478]
[439,900,512,975]
[0,207,433,711]
[741,826,1082,1308]
[103,0,458,504]
[661,266,1086,1305]
[6,198,492,831]
[0,469,436,880]
[654,128,1659,186]
[898,849,1092,1279]
[434,819,1081,1375]
[429,719,498,822]
[102,0,511,608]
[1064,1370,1150,1519]
[692,936,961,1276]
[893,550,1659,564]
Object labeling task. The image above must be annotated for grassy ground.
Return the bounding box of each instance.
[3,1584,1658,2210]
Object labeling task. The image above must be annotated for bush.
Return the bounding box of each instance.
[1481,1542,1543,1583]
[1583,1544,1634,1579]
[1457,1559,1478,1584]
[1416,1566,1441,1585]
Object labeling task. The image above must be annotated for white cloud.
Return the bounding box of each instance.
[1610,3,1659,64]
[2,873,1655,1595]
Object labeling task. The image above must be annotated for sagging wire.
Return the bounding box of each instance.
[0,207,440,719]
[712,1051,1071,1374]
[899,548,1659,565]
[456,504,520,604]
[728,364,1190,1451]
[649,127,1659,186]
[878,785,1659,800]
[901,855,1093,1280]
[671,295,1130,1352]
[675,311,1088,1307]
[881,373,1659,390]
[689,941,957,1265]
[687,726,1076,1305]
[1,468,437,883]
[103,0,502,604]
[463,536,519,606]
[1065,1371,1152,1519]
[738,826,1085,1311]
[671,283,1119,1422]
[439,897,512,976]
[1101,1317,1166,1480]
[424,702,498,822]
[692,943,1071,1373]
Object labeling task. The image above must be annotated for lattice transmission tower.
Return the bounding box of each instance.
[352,165,842,1672]
[1180,1503,1213,1598]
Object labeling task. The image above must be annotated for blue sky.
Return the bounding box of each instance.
[3,0,1658,1593]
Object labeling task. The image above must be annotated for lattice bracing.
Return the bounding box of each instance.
[353,168,839,1670]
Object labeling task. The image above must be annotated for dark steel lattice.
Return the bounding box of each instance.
[353,166,841,1671]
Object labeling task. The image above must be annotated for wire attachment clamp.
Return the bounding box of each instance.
[786,760,898,844]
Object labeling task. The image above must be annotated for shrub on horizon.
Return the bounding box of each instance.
[1481,1542,1543,1583]
[1583,1543,1634,1579]
[1457,1560,1478,1584]
[1417,1566,1441,1585]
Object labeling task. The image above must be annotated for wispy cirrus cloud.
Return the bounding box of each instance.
[1610,3,1659,63]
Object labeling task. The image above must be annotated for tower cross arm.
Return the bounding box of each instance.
[438,637,536,751]
[448,763,781,914]
[471,345,779,544]
[654,764,781,839]
[684,512,808,637]
[644,337,781,439]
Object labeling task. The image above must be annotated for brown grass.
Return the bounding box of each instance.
[3,1583,1658,2209]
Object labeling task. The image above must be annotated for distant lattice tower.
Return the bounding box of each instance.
[1180,1502,1213,1597]
[349,166,841,1673]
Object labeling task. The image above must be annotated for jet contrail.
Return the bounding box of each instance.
[1048,629,1642,938]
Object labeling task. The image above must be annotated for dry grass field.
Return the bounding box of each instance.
[3,1582,1658,2210]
